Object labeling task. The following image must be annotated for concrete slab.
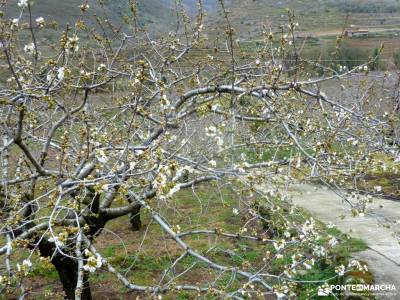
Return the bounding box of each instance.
[288,184,400,299]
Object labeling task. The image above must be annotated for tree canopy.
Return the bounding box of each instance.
[0,1,398,299]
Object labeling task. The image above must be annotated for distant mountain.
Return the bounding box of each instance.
[5,0,400,40]
[5,0,123,26]
[130,0,221,33]
[4,0,220,36]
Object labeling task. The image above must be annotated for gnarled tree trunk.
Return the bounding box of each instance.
[129,204,142,231]
[53,256,92,300]
[39,241,92,300]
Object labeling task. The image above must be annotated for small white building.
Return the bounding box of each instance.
[344,28,369,38]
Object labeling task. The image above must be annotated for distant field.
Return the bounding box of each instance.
[345,37,400,60]
[207,0,400,38]
[201,0,400,68]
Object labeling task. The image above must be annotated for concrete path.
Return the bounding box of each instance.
[288,184,400,300]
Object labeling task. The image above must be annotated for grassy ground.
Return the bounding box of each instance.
[1,185,374,299]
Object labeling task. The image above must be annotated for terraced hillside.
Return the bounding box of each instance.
[4,0,400,66]
[6,0,400,38]
[206,0,400,39]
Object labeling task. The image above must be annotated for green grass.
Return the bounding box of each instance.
[3,185,372,299]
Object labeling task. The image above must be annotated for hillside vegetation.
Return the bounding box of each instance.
[4,0,180,34]
[6,0,400,38]
[207,0,400,39]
